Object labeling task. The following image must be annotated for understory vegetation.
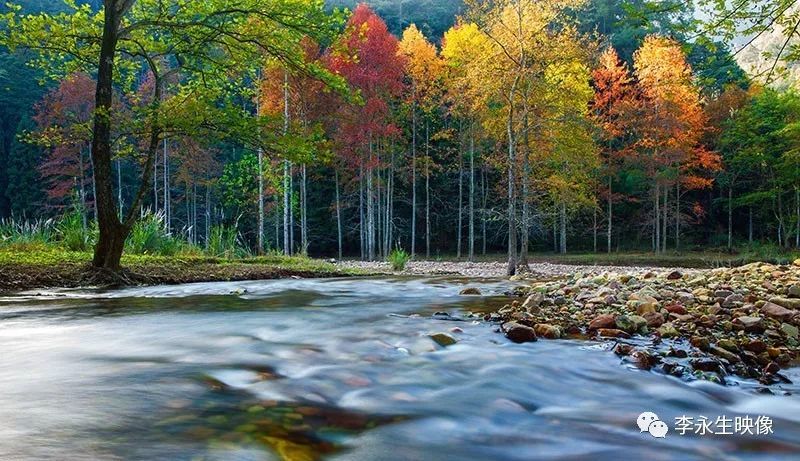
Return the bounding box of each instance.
[1,0,798,273]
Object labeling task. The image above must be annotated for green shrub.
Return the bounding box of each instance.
[206,224,246,259]
[126,212,183,256]
[387,248,410,271]
[56,208,95,251]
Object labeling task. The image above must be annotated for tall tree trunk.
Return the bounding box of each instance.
[749,206,753,244]
[163,138,169,231]
[794,186,800,247]
[301,163,308,255]
[607,175,612,253]
[359,162,365,260]
[153,146,158,213]
[675,181,680,251]
[662,185,668,253]
[117,159,123,218]
[654,184,660,254]
[367,142,375,261]
[257,148,264,253]
[79,146,87,230]
[411,94,417,259]
[425,121,431,259]
[593,206,597,253]
[91,1,134,271]
[282,69,290,255]
[469,123,475,262]
[275,193,280,250]
[205,185,210,249]
[506,89,517,276]
[283,160,290,255]
[256,84,264,253]
[519,115,530,268]
[481,165,487,256]
[728,185,733,251]
[335,169,343,260]
[457,132,463,260]
[559,201,567,254]
[89,150,98,219]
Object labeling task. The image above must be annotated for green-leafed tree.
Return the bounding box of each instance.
[1,0,347,270]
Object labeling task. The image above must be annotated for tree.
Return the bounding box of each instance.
[31,72,96,217]
[442,22,491,261]
[466,0,587,272]
[5,115,45,216]
[592,46,636,252]
[633,35,715,252]
[398,23,443,258]
[327,4,406,261]
[2,0,346,270]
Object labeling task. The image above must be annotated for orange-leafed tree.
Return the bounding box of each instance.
[591,46,636,253]
[633,35,717,251]
[398,23,443,259]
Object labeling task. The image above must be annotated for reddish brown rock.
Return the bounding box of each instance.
[761,302,796,321]
[588,314,616,330]
[743,340,767,354]
[643,311,665,328]
[596,328,630,338]
[665,304,687,315]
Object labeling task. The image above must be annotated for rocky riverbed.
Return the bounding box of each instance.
[336,260,679,278]
[484,262,800,389]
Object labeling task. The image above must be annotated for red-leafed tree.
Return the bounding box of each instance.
[260,37,334,255]
[325,4,406,261]
[591,47,636,253]
[32,72,96,218]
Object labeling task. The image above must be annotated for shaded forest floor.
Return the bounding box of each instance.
[0,246,366,293]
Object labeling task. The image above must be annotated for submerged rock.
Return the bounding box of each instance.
[460,287,482,296]
[429,333,457,347]
[502,322,537,344]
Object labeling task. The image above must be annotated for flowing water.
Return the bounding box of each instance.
[1,277,800,460]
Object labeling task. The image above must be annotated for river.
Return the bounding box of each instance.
[1,277,799,460]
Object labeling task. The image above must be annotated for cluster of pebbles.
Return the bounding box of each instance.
[486,262,800,387]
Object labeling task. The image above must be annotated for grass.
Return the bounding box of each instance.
[387,248,411,271]
[0,247,368,292]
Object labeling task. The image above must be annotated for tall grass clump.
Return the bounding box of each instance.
[387,247,410,271]
[125,212,183,256]
[206,224,247,259]
[56,207,95,251]
[0,217,55,248]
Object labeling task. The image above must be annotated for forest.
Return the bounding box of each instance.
[1,0,799,273]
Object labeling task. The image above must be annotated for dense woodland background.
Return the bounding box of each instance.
[1,0,799,261]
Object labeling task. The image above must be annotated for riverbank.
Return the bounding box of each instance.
[490,262,800,388]
[0,248,362,292]
[337,260,689,278]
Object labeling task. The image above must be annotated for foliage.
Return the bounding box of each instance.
[125,212,183,256]
[387,247,411,271]
[206,224,248,259]
[0,216,55,248]
[56,205,95,251]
